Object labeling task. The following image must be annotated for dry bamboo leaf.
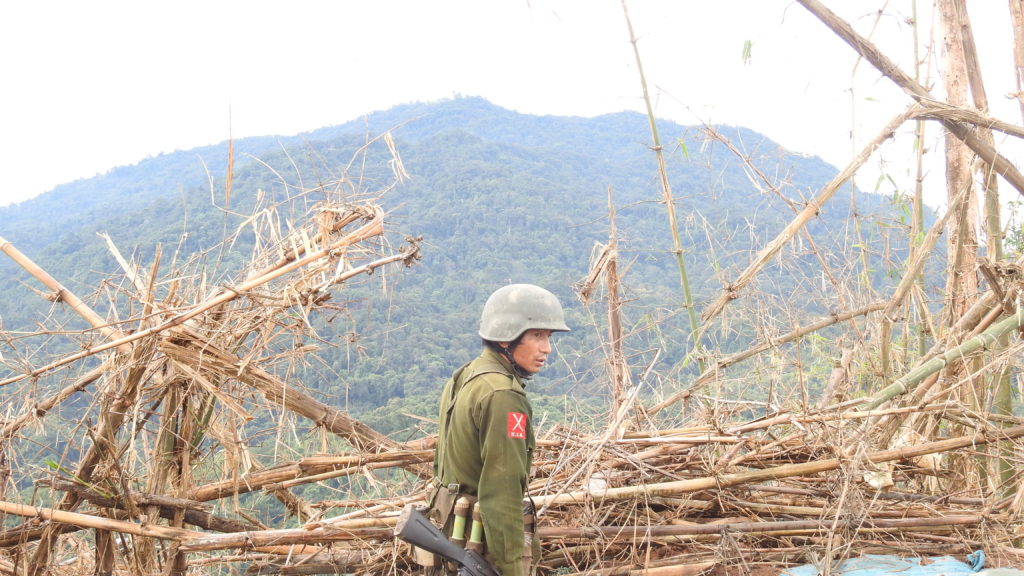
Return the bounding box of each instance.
[167,357,253,422]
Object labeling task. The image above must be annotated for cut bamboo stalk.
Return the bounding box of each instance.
[0,236,131,352]
[630,563,717,576]
[914,101,1024,139]
[178,520,397,552]
[48,479,213,512]
[729,403,953,436]
[0,499,200,541]
[95,529,114,576]
[269,459,425,491]
[235,549,376,576]
[188,461,331,502]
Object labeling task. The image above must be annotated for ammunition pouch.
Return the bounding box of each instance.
[429,482,462,527]
[413,482,463,570]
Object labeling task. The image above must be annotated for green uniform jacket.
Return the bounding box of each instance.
[435,348,535,575]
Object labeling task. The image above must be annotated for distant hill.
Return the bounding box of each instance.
[0,96,917,434]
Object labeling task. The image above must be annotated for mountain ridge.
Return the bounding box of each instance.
[0,96,911,431]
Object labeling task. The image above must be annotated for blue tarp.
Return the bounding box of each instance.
[781,552,1000,576]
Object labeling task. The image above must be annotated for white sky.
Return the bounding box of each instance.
[0,1,1020,210]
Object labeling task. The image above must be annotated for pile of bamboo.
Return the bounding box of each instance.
[35,397,1013,576]
[225,401,1024,575]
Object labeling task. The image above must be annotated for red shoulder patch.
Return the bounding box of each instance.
[507,412,527,439]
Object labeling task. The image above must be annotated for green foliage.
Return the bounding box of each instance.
[0,96,926,443]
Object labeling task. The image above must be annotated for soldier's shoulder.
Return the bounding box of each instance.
[463,354,508,380]
[473,370,517,392]
[460,352,523,395]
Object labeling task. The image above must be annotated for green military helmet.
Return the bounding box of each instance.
[479,284,570,341]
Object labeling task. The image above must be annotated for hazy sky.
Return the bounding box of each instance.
[1,1,1020,209]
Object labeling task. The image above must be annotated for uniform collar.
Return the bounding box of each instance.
[480,346,514,373]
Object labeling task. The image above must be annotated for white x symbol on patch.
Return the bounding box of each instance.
[510,413,527,434]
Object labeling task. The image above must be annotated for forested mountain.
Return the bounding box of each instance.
[0,96,916,436]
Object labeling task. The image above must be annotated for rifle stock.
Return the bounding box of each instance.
[395,504,500,576]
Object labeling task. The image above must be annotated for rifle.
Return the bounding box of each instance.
[395,504,501,576]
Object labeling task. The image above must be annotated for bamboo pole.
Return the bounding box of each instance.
[914,100,1024,139]
[232,550,377,576]
[700,107,917,324]
[861,310,1024,410]
[49,479,258,534]
[537,515,985,540]
[629,563,717,576]
[796,0,1024,197]
[0,499,320,558]
[0,500,200,542]
[535,421,1024,505]
[728,403,953,436]
[1012,0,1024,121]
[48,479,213,512]
[952,0,1015,491]
[95,529,115,576]
[0,236,131,352]
[178,520,397,552]
[605,189,631,432]
[908,3,932,363]
[621,0,704,372]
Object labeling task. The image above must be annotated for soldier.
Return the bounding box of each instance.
[430,284,570,575]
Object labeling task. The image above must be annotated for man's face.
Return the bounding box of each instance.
[507,329,554,375]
